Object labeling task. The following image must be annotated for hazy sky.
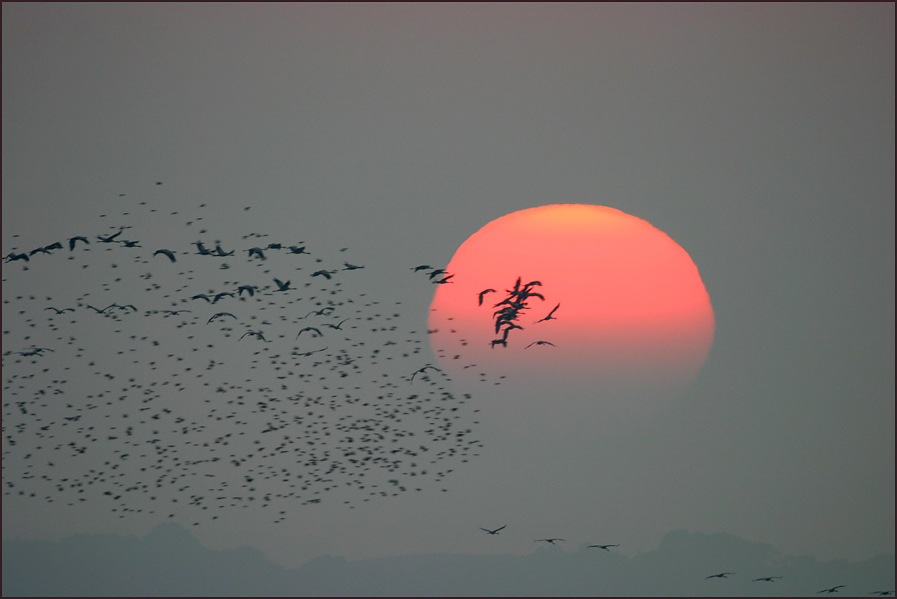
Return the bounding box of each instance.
[3,1,894,576]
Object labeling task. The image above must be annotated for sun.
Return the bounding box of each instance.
[427,204,715,415]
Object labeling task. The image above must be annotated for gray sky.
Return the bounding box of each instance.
[2,1,893,576]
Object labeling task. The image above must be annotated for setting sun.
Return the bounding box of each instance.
[428,204,715,403]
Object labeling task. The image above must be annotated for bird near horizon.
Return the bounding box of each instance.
[588,544,619,551]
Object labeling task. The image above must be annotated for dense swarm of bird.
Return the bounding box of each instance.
[2,189,483,527]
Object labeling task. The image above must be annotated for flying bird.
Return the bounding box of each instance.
[312,270,333,280]
[207,312,237,324]
[535,303,560,323]
[588,544,620,551]
[535,538,565,545]
[297,327,322,338]
[153,249,176,262]
[411,365,440,382]
[477,289,496,306]
[342,262,363,270]
[239,331,267,342]
[4,252,29,262]
[97,229,123,243]
[434,274,454,284]
[479,525,506,535]
[304,308,335,318]
[752,577,783,582]
[68,236,90,250]
[237,285,257,297]
[525,340,555,348]
[705,572,735,579]
[45,307,75,314]
[322,319,349,331]
[247,247,266,260]
[273,278,291,291]
[818,586,846,594]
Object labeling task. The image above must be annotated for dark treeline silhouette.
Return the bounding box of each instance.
[3,524,893,597]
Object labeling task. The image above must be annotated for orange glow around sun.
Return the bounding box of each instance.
[428,205,715,404]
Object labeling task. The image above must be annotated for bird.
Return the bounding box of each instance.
[237,285,257,297]
[705,572,735,579]
[312,270,333,280]
[68,236,90,250]
[479,525,506,535]
[535,538,565,545]
[411,365,440,382]
[191,293,212,302]
[212,292,234,303]
[434,274,454,284]
[297,327,322,338]
[247,247,266,260]
[428,268,447,279]
[4,252,29,262]
[477,289,496,306]
[490,339,507,349]
[273,278,291,291]
[525,340,555,348]
[239,331,267,342]
[153,249,176,262]
[97,229,123,243]
[535,303,560,323]
[305,308,334,318]
[287,245,308,255]
[752,576,783,582]
[818,586,846,594]
[207,312,237,324]
[322,319,349,330]
[159,309,190,316]
[45,307,75,314]
[869,591,894,596]
[342,262,363,270]
[411,264,432,271]
[194,241,213,255]
[120,239,141,248]
[588,544,619,551]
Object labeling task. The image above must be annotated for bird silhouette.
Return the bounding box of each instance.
[705,572,735,579]
[535,538,565,545]
[273,278,291,291]
[411,365,440,382]
[818,586,846,594]
[297,327,322,338]
[68,236,90,250]
[153,249,176,262]
[477,289,496,306]
[525,340,555,349]
[239,331,267,342]
[312,270,333,280]
[247,247,266,260]
[207,312,236,324]
[588,544,619,551]
[322,319,349,331]
[97,229,123,243]
[753,576,783,582]
[479,525,506,535]
[535,303,560,323]
[45,307,75,314]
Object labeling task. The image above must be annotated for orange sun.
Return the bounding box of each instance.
[428,204,715,414]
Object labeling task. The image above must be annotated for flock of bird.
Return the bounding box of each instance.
[2,191,485,525]
[475,526,891,595]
